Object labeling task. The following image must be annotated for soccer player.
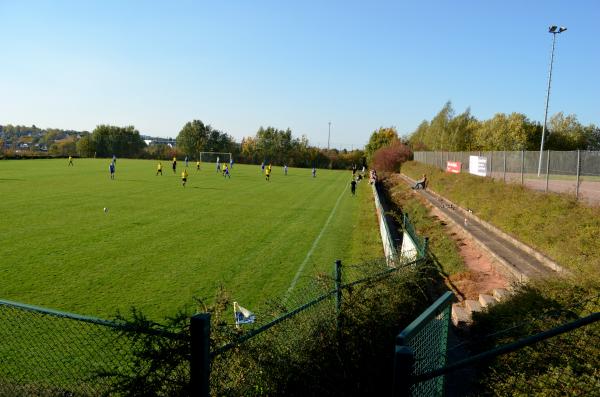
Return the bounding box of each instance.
[68,156,73,166]
[185,156,189,167]
[224,164,231,178]
[284,164,288,175]
[109,161,115,180]
[156,161,163,176]
[196,160,201,172]
[230,158,234,168]
[172,157,177,174]
[312,167,316,178]
[350,178,357,195]
[181,168,189,187]
[265,165,271,181]
[216,159,221,173]
[222,162,227,175]
[112,154,117,164]
[261,161,265,173]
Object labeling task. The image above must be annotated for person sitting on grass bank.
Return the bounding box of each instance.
[412,174,427,190]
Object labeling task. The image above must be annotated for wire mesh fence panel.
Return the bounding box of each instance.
[0,301,190,397]
[549,150,578,176]
[578,151,600,204]
[0,303,138,396]
[395,292,453,397]
[408,306,451,397]
[210,293,337,396]
[505,151,524,183]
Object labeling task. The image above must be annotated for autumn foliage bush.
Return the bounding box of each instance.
[371,140,411,172]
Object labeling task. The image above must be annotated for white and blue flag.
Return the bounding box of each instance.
[234,302,255,326]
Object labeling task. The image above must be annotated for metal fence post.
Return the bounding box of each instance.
[335,260,342,329]
[403,212,408,230]
[545,150,550,192]
[521,150,524,185]
[422,237,429,259]
[190,313,211,397]
[503,151,507,182]
[576,149,581,200]
[489,152,493,178]
[393,344,415,397]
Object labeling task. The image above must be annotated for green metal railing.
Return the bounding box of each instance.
[393,291,454,397]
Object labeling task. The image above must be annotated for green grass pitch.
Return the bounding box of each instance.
[0,159,382,321]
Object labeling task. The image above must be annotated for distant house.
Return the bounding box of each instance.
[144,138,176,148]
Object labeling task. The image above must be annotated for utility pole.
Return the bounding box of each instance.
[328,121,331,150]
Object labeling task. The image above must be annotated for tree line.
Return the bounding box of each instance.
[2,121,365,170]
[175,121,364,169]
[408,102,600,152]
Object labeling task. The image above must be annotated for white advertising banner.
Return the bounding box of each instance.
[469,156,487,177]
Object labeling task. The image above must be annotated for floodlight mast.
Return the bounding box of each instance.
[538,25,567,176]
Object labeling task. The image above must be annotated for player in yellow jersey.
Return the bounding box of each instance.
[265,165,271,181]
[68,156,73,166]
[156,161,162,176]
[196,160,201,172]
[181,168,189,187]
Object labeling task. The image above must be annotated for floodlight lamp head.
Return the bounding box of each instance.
[549,25,558,33]
[559,27,567,33]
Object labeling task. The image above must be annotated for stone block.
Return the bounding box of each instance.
[479,294,496,308]
[493,288,511,302]
[451,303,470,326]
[464,299,482,314]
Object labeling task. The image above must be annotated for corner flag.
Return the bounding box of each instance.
[234,302,255,326]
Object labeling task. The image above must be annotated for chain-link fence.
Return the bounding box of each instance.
[208,253,428,395]
[0,256,427,396]
[414,150,600,205]
[394,291,453,397]
[0,299,188,397]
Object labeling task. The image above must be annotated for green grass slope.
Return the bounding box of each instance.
[0,159,381,320]
[402,161,600,279]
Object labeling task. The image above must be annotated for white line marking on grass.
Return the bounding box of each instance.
[285,185,347,299]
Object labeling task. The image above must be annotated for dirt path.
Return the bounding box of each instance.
[387,174,509,300]
[429,205,509,300]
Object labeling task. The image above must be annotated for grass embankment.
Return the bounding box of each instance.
[384,177,466,277]
[402,161,600,279]
[402,161,600,395]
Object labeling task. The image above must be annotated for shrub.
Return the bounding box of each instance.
[100,259,444,396]
[468,278,600,396]
[371,141,411,172]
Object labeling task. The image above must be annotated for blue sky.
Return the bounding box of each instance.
[1,1,598,148]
